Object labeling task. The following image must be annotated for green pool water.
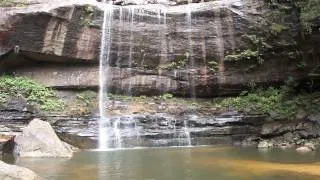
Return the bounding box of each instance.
[3,146,320,180]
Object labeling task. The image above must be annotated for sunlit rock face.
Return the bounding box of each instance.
[0,0,318,97]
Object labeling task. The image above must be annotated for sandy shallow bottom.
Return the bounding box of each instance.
[2,146,320,180]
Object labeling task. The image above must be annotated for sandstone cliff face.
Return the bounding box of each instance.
[0,0,319,97]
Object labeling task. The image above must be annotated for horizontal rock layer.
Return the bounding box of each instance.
[1,0,318,96]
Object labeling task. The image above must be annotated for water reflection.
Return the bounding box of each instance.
[2,146,320,180]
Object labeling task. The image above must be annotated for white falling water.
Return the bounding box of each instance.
[214,8,226,84]
[98,1,111,150]
[97,3,207,148]
[116,7,123,67]
[181,1,194,147]
[160,7,168,63]
[127,7,135,95]
[99,2,123,150]
[113,118,122,148]
[186,2,196,100]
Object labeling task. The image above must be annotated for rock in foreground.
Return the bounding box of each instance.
[14,119,73,157]
[0,160,42,180]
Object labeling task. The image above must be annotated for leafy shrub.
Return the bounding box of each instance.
[162,93,174,100]
[218,87,318,119]
[0,0,28,7]
[224,49,259,62]
[159,56,187,70]
[270,23,288,36]
[76,90,97,107]
[207,61,219,72]
[0,76,64,111]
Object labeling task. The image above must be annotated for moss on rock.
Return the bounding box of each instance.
[0,76,64,111]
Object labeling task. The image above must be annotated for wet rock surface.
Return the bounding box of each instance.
[0,93,319,149]
[255,120,320,149]
[1,107,320,149]
[0,110,263,149]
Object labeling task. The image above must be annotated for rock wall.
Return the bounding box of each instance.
[0,0,319,97]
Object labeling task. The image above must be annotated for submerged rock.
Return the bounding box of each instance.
[13,119,73,158]
[0,160,43,180]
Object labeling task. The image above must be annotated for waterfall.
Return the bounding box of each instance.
[98,1,110,150]
[214,8,226,84]
[181,1,194,147]
[186,1,196,100]
[99,2,122,150]
[128,7,135,95]
[160,7,168,64]
[97,2,204,148]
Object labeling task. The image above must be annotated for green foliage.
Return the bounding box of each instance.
[218,86,319,119]
[138,95,147,99]
[297,0,320,34]
[80,18,94,27]
[219,88,293,118]
[265,0,293,11]
[76,90,97,107]
[242,35,272,50]
[265,0,320,35]
[0,0,28,7]
[298,0,320,22]
[300,4,320,34]
[0,76,64,111]
[80,5,95,27]
[270,23,289,36]
[225,49,259,62]
[288,50,303,59]
[224,35,271,65]
[159,56,187,70]
[207,61,219,72]
[162,93,174,100]
[84,5,94,14]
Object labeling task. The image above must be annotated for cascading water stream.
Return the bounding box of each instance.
[98,1,110,150]
[181,1,194,147]
[186,1,196,101]
[128,7,135,95]
[97,3,207,148]
[99,1,123,150]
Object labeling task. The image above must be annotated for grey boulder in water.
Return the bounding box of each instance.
[13,118,73,158]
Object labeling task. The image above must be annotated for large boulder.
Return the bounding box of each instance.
[0,160,42,180]
[13,119,73,157]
